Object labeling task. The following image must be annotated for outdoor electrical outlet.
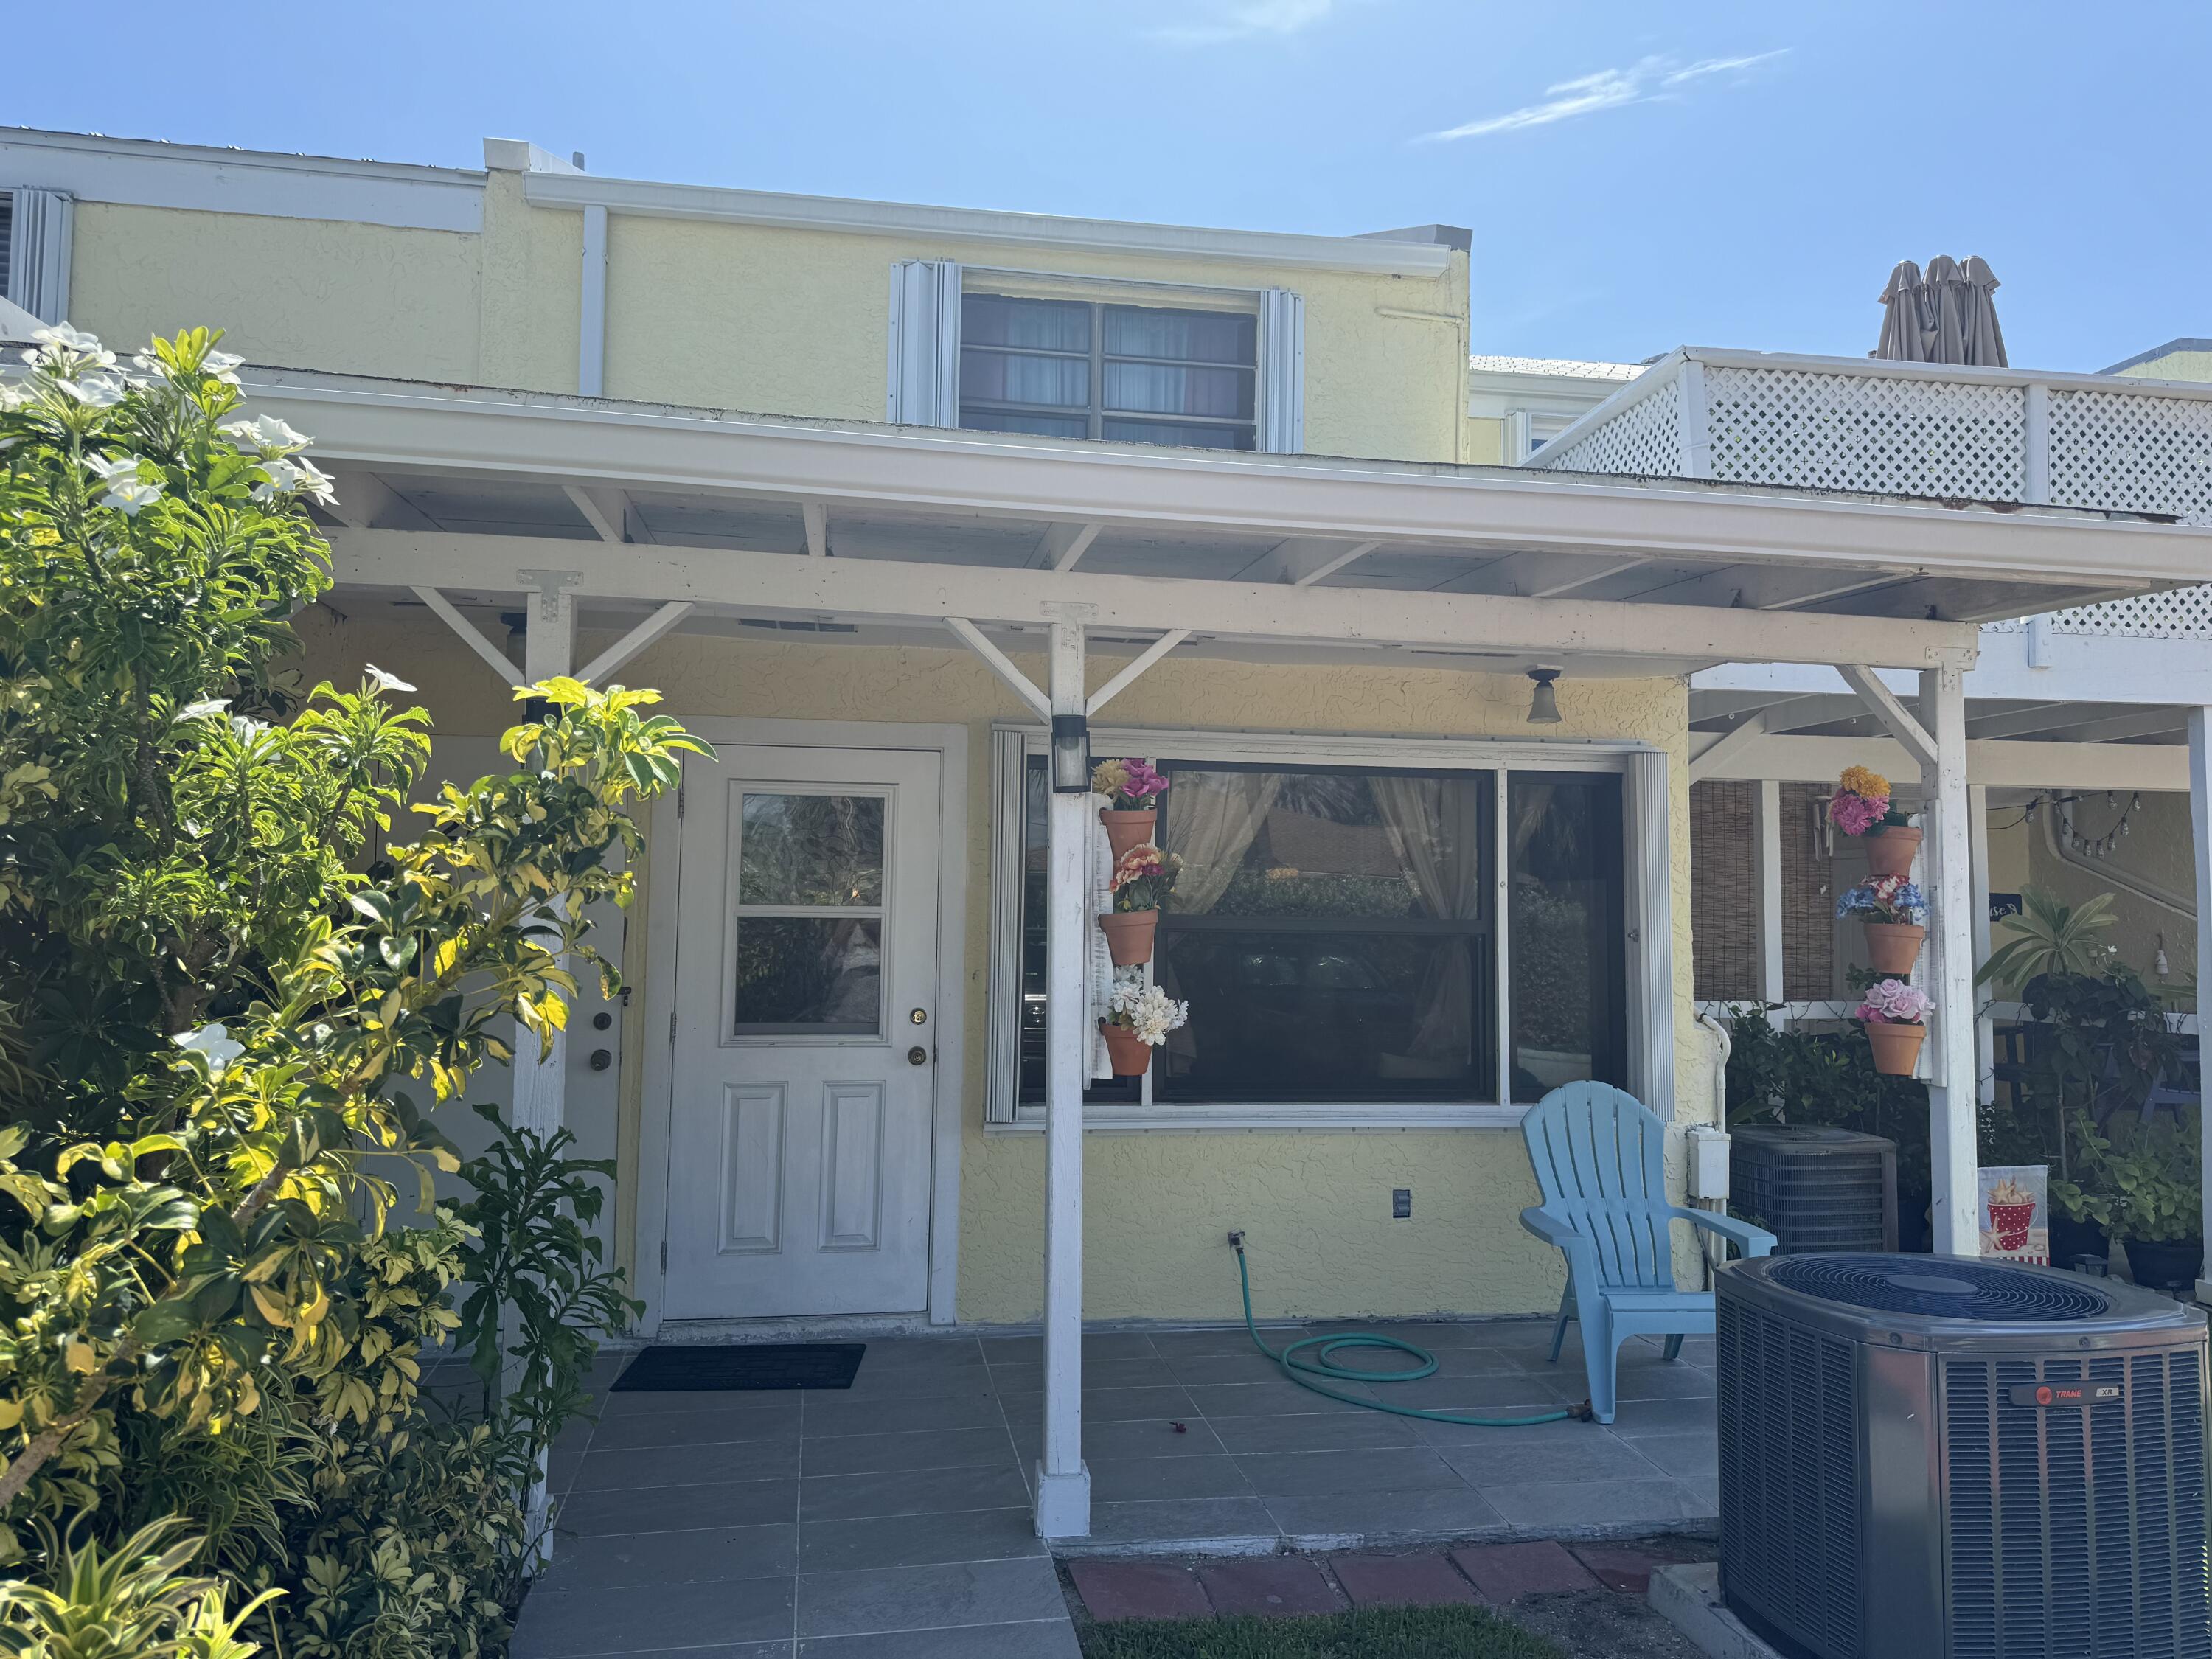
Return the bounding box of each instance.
[1393,1189,1411,1220]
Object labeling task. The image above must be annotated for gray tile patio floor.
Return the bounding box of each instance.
[506,1318,1717,1659]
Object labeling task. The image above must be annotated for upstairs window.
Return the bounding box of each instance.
[959,293,1258,451]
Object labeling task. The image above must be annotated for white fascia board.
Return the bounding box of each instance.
[519,171,1453,277]
[326,531,1974,672]
[242,375,2212,597]
[0,128,483,232]
[1697,731,2188,792]
[1694,625,2212,708]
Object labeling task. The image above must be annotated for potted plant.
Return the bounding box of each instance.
[1856,978,1932,1075]
[1099,965,1189,1077]
[2058,1110,2202,1289]
[1837,873,1929,975]
[1829,765,1919,877]
[1093,757,1169,862]
[1099,841,1181,966]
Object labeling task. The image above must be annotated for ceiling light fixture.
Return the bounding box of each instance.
[1526,667,1563,725]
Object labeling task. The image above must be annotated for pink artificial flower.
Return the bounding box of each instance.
[1856,978,1932,1024]
[1119,759,1169,801]
[1829,791,1883,836]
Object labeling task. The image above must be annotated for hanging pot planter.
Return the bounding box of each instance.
[1865,826,1922,878]
[1863,921,1926,975]
[1865,1022,1926,1076]
[1098,909,1159,967]
[1100,808,1157,863]
[1099,1020,1152,1077]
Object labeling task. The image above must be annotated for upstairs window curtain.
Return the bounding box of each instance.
[0,189,73,327]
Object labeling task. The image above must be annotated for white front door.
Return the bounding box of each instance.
[663,745,941,1319]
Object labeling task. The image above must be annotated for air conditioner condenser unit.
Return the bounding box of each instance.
[1717,1253,2209,1659]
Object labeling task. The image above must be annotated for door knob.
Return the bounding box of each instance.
[907,1046,929,1066]
[589,1048,613,1071]
[910,1008,928,1026]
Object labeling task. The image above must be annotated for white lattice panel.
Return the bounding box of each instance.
[2046,584,2212,639]
[2048,388,2212,525]
[1543,384,1683,476]
[1701,364,2025,499]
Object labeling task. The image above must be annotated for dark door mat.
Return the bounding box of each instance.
[612,1342,866,1392]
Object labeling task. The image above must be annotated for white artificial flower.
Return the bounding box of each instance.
[1106,966,1189,1046]
[100,477,164,515]
[220,413,307,454]
[364,664,417,696]
[174,698,232,723]
[175,1022,245,1077]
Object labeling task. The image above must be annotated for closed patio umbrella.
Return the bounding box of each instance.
[1958,254,2007,366]
[1874,260,1933,361]
[1926,255,1970,365]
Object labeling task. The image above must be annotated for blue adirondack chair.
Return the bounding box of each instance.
[1519,1082,1775,1423]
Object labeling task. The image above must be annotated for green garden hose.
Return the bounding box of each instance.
[1229,1232,1587,1427]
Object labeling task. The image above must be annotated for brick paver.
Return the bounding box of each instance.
[1068,1560,1211,1622]
[1568,1539,1713,1594]
[1197,1557,1346,1616]
[1450,1540,1601,1602]
[1329,1552,1482,1608]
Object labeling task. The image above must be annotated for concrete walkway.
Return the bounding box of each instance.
[507,1319,1717,1658]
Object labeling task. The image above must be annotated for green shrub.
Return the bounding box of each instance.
[0,324,703,1650]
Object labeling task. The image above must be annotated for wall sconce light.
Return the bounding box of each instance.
[1051,714,1092,792]
[1526,667,1563,725]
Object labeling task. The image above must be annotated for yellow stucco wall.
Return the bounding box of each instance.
[291,611,1703,1327]
[60,174,1468,462]
[68,203,485,382]
[2118,352,2212,384]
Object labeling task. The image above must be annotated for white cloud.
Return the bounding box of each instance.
[1155,0,1343,45]
[1423,48,1787,142]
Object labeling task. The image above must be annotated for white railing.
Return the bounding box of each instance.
[1528,347,2212,525]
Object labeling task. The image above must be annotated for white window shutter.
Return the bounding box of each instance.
[1623,748,1677,1121]
[1258,288,1304,453]
[2,189,74,326]
[886,259,962,427]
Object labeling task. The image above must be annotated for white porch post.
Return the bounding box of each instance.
[2188,710,2212,1301]
[1754,779,1785,1005]
[1968,784,1994,1105]
[1037,619,1092,1538]
[1920,664,1979,1255]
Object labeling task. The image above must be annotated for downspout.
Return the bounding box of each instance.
[2042,807,2195,920]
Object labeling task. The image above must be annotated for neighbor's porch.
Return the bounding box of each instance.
[507,1321,1714,1659]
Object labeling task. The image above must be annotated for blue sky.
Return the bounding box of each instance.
[23,1,2206,371]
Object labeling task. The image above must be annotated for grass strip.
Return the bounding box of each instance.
[1078,1602,1568,1658]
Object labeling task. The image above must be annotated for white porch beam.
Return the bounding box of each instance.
[1755,779,1785,1004]
[1037,619,1091,1540]
[803,501,830,559]
[1688,712,1770,784]
[1029,521,1102,571]
[2035,707,2194,744]
[1236,536,1382,586]
[1747,694,1885,737]
[2190,709,2212,1305]
[563,483,628,544]
[1969,783,1994,1107]
[327,535,1981,672]
[1962,700,2075,739]
[1088,630,1189,717]
[1841,665,1938,771]
[1692,732,2188,792]
[577,602,695,686]
[411,585,521,686]
[1920,664,1978,1256]
[943,619,1051,719]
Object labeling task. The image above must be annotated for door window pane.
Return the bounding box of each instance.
[1509,773,1626,1102]
[739,793,883,906]
[734,917,882,1035]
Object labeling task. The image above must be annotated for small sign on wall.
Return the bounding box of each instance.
[1979,1165,2048,1265]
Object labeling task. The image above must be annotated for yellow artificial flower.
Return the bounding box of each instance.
[1838,765,1890,801]
[1091,757,1131,799]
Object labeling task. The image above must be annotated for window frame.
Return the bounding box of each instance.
[984,722,1669,1133]
[957,290,1260,450]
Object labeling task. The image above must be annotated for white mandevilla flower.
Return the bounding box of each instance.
[29,323,114,371]
[58,373,126,409]
[175,1022,245,1077]
[100,477,164,515]
[251,458,300,502]
[229,714,271,741]
[364,664,417,695]
[201,348,244,386]
[290,456,337,505]
[220,413,308,455]
[174,698,232,723]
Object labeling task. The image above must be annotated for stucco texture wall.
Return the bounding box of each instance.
[2118,352,2212,384]
[289,613,1700,1326]
[67,204,484,382]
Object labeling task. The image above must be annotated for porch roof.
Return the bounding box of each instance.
[223,363,2212,678]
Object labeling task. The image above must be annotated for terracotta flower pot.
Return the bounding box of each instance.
[1863,921,1926,975]
[1865,1020,1926,1076]
[1100,808,1157,863]
[1097,908,1158,967]
[1865,825,1922,878]
[1099,1020,1152,1077]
